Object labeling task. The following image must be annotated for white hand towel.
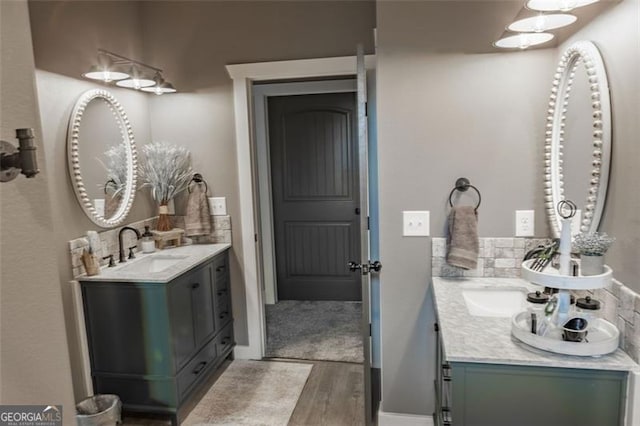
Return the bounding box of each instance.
[185,183,212,237]
[446,206,479,270]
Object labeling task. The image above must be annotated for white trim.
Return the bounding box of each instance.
[71,280,94,395]
[226,55,375,360]
[252,79,357,305]
[378,410,434,426]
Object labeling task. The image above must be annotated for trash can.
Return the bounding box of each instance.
[76,394,122,426]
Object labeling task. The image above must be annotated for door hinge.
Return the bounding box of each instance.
[434,323,439,332]
[369,323,372,336]
[365,101,368,117]
[254,234,258,242]
[367,216,370,230]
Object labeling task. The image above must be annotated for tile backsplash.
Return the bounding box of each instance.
[68,215,231,279]
[431,237,640,364]
[431,237,550,278]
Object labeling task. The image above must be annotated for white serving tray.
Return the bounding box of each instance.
[521,259,612,290]
[511,311,619,357]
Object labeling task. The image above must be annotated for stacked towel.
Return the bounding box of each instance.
[446,206,479,270]
[185,183,212,237]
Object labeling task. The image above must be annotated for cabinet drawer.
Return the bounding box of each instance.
[213,254,228,281]
[176,337,217,402]
[216,322,235,357]
[215,298,232,330]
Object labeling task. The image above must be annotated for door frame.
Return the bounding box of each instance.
[253,79,359,305]
[226,55,376,360]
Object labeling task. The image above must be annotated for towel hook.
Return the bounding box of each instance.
[188,172,208,194]
[448,177,481,212]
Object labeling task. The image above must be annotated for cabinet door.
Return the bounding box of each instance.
[191,262,216,346]
[170,262,217,370]
[170,273,198,370]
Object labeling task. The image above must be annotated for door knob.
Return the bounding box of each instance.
[348,261,362,272]
[348,260,382,274]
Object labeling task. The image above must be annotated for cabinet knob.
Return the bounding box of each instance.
[216,266,226,272]
[217,289,227,296]
[192,283,200,289]
[219,312,228,319]
[192,361,207,375]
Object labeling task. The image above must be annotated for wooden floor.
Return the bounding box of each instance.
[123,359,365,426]
[281,359,365,426]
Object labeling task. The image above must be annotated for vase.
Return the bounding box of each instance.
[580,253,605,276]
[156,203,173,232]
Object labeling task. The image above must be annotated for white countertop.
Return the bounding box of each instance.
[432,276,639,372]
[78,243,231,283]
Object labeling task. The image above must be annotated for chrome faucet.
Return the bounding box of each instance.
[118,226,141,263]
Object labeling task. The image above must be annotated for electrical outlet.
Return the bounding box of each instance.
[208,197,227,215]
[515,210,535,237]
[403,211,430,237]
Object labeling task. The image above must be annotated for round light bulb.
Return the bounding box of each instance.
[154,86,163,95]
[534,14,547,32]
[519,34,532,49]
[559,0,577,11]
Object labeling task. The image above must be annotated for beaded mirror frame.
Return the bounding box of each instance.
[544,41,611,238]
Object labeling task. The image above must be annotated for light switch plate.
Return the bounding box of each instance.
[208,197,227,216]
[515,210,534,237]
[403,211,430,237]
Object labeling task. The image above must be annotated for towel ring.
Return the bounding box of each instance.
[104,178,117,194]
[188,173,208,194]
[448,177,481,211]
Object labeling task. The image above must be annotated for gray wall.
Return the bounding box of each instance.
[35,71,155,399]
[0,1,76,419]
[140,0,376,345]
[375,1,555,415]
[28,0,375,398]
[557,0,640,292]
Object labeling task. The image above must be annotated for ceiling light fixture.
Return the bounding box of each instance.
[526,0,598,12]
[494,32,555,49]
[508,13,577,32]
[83,49,177,94]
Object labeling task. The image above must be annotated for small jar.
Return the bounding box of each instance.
[574,295,601,322]
[141,226,156,253]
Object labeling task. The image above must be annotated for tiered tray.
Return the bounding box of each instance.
[521,258,612,290]
[511,311,619,357]
[512,259,618,357]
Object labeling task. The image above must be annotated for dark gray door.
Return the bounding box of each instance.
[268,92,361,301]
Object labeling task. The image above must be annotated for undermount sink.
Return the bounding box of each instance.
[119,254,190,274]
[462,287,528,317]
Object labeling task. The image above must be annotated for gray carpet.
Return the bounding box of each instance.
[183,360,312,426]
[265,301,364,364]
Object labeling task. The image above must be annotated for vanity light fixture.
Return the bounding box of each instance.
[526,0,598,12]
[82,52,129,82]
[83,49,177,94]
[494,32,554,49]
[508,13,577,33]
[116,65,155,90]
[141,72,177,95]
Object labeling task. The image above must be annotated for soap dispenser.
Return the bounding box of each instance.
[141,226,156,253]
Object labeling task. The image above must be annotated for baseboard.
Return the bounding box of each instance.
[377,410,434,426]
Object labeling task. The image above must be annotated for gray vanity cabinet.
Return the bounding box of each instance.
[434,323,627,426]
[80,250,234,425]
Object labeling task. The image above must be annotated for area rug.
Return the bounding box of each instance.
[183,360,312,426]
[265,301,364,363]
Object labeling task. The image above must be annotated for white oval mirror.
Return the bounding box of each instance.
[67,89,137,228]
[544,41,611,237]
